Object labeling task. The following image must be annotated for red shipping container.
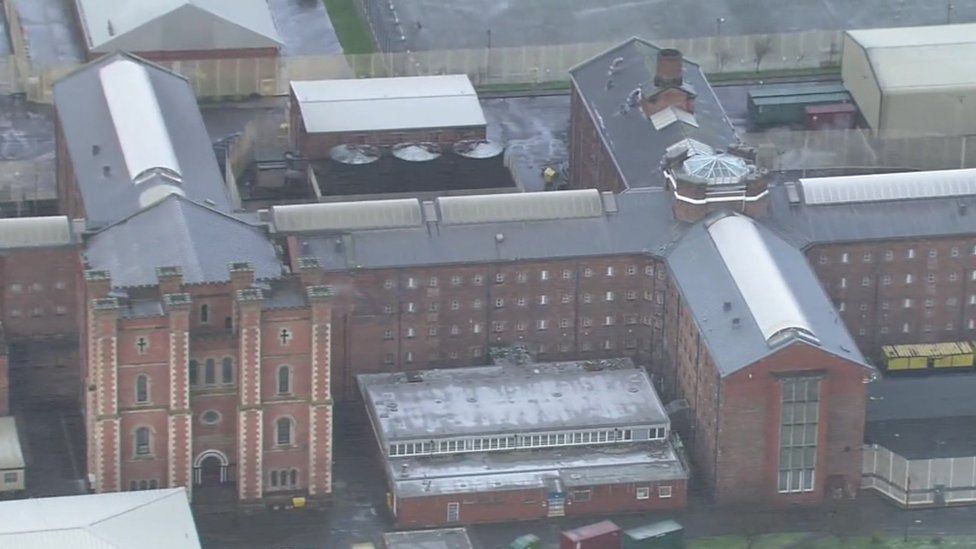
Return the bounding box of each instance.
[560,520,622,549]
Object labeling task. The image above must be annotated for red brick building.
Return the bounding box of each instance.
[289,75,487,161]
[33,44,976,515]
[359,359,686,528]
[72,0,282,62]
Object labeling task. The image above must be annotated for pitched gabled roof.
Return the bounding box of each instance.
[569,37,736,190]
[75,0,282,54]
[54,53,231,228]
[666,213,867,376]
[84,194,280,288]
[0,488,200,548]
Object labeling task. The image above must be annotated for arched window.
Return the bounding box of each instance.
[204,359,215,385]
[149,479,158,489]
[139,480,148,490]
[135,374,149,403]
[200,304,209,323]
[289,469,298,487]
[277,365,291,395]
[270,470,279,487]
[135,427,151,456]
[188,359,198,386]
[276,417,293,446]
[221,357,234,384]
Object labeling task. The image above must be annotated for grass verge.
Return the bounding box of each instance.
[322,0,376,54]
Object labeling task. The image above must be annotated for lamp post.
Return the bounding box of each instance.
[947,2,955,24]
[716,17,726,36]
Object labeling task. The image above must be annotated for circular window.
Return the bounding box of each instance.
[200,410,221,425]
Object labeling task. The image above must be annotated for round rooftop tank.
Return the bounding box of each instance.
[452,139,504,160]
[328,143,382,165]
[391,142,442,162]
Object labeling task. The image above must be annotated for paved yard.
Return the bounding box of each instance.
[366,0,976,52]
[269,0,343,56]
[14,0,84,67]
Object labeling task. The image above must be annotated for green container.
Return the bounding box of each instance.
[510,534,542,549]
[622,520,684,549]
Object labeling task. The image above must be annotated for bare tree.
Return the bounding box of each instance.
[753,36,774,72]
[715,49,733,72]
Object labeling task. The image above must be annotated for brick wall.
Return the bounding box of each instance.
[0,247,80,339]
[569,85,626,193]
[716,344,867,506]
[807,237,976,357]
[320,256,666,401]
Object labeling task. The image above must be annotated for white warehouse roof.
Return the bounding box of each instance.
[291,75,487,134]
[845,24,976,93]
[0,488,201,548]
[75,0,282,54]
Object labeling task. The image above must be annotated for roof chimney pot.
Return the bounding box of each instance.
[654,49,684,88]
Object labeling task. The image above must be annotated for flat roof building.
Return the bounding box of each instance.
[359,359,687,528]
[289,75,487,160]
[842,23,976,136]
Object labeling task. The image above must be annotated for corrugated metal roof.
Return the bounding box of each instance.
[76,0,282,53]
[707,215,817,344]
[846,24,976,92]
[0,216,71,248]
[437,189,604,225]
[99,59,181,182]
[800,168,976,206]
[291,75,486,133]
[271,199,424,232]
[0,417,23,470]
[0,488,201,548]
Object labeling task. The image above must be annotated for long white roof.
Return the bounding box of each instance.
[76,0,282,53]
[846,24,976,92]
[99,59,181,182]
[291,75,486,133]
[437,189,605,225]
[0,488,201,548]
[800,168,976,206]
[271,199,424,232]
[0,216,71,248]
[707,215,817,345]
[0,418,23,470]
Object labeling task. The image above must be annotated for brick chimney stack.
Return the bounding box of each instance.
[654,48,684,88]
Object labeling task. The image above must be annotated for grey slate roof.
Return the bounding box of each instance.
[84,194,280,288]
[302,189,686,271]
[764,178,976,247]
[569,38,736,190]
[665,212,867,376]
[76,0,282,54]
[54,52,231,228]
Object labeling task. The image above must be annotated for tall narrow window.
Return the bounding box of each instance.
[289,469,298,486]
[200,304,209,324]
[135,374,149,403]
[135,427,151,456]
[270,470,279,487]
[276,417,292,446]
[778,377,821,494]
[221,357,233,384]
[188,360,198,386]
[277,366,291,395]
[204,359,216,385]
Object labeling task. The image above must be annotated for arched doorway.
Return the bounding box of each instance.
[200,455,222,486]
[193,450,230,486]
